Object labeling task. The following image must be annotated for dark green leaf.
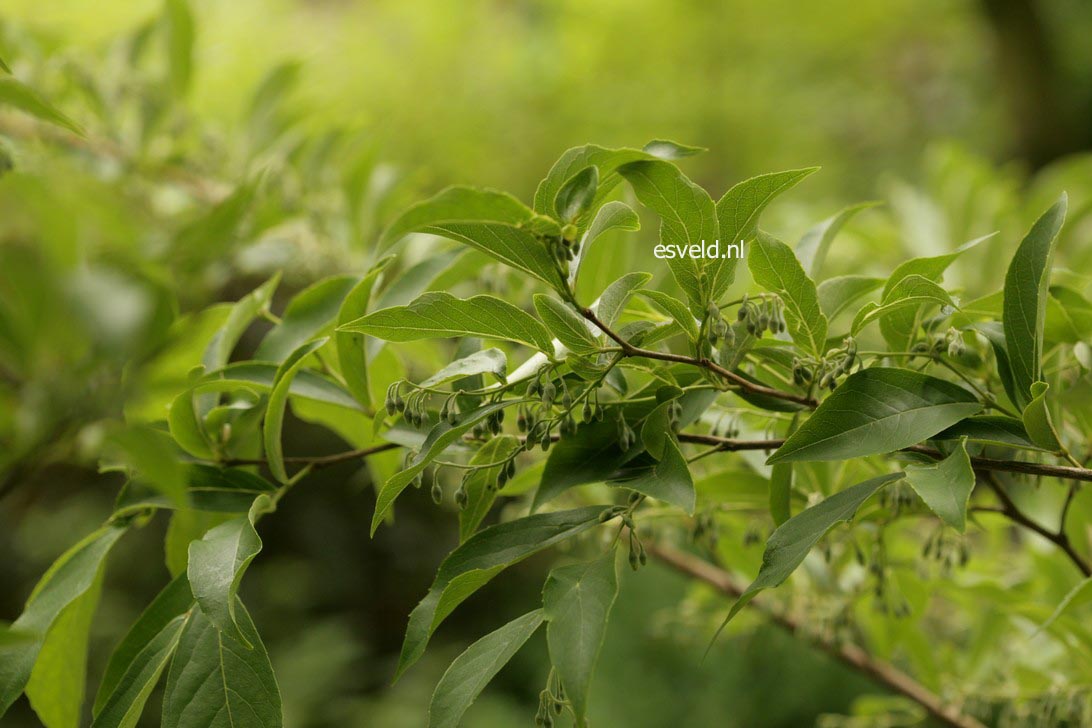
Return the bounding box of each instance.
[1003,195,1067,407]
[256,275,357,362]
[340,292,554,353]
[933,415,1039,450]
[611,438,695,514]
[543,554,619,725]
[1021,381,1062,451]
[904,440,975,532]
[554,166,598,223]
[428,610,544,728]
[395,506,609,680]
[768,368,982,463]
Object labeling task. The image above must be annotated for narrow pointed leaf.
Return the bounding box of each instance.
[796,202,878,279]
[263,338,328,483]
[594,272,652,330]
[748,231,827,355]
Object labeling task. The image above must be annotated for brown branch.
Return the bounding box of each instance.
[645,541,988,728]
[979,472,1091,577]
[581,307,817,409]
[221,441,399,469]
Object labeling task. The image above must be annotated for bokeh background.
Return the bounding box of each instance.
[2,1,1091,726]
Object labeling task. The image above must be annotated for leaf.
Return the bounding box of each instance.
[542,554,619,726]
[26,568,105,728]
[570,202,641,286]
[639,290,699,342]
[421,349,508,389]
[0,55,10,74]
[0,77,83,135]
[91,613,188,728]
[187,497,270,647]
[1021,381,1062,452]
[263,338,329,483]
[594,272,652,330]
[768,368,982,463]
[796,202,878,279]
[640,402,671,459]
[0,625,34,647]
[619,159,718,310]
[817,275,885,321]
[554,166,598,223]
[336,258,392,408]
[714,473,902,633]
[372,401,512,534]
[114,465,277,516]
[95,575,194,715]
[851,274,955,337]
[534,145,657,219]
[533,295,600,354]
[380,186,535,250]
[395,506,609,681]
[879,233,992,350]
[904,440,975,532]
[164,0,194,97]
[107,425,188,508]
[0,526,126,718]
[1039,577,1092,633]
[203,274,280,372]
[1003,195,1068,408]
[611,438,695,514]
[747,231,827,355]
[769,462,793,526]
[340,292,554,353]
[428,610,544,728]
[532,419,643,511]
[255,275,357,362]
[642,139,705,159]
[934,415,1039,450]
[459,436,522,542]
[160,604,281,728]
[711,167,818,302]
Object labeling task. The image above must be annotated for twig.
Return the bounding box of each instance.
[221,442,399,469]
[644,541,987,728]
[580,307,817,409]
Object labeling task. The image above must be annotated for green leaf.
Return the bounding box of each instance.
[769,462,793,526]
[934,415,1039,450]
[611,437,695,514]
[542,553,619,726]
[114,465,277,516]
[879,233,992,351]
[1003,195,1068,408]
[428,609,544,728]
[595,272,652,330]
[619,159,718,310]
[534,295,600,354]
[187,497,270,647]
[0,77,83,135]
[372,401,512,534]
[91,613,188,728]
[26,568,105,728]
[1021,381,1062,451]
[0,55,10,74]
[904,440,975,532]
[160,604,281,728]
[640,402,671,460]
[796,202,878,279]
[255,275,357,362]
[459,436,522,542]
[1039,577,1092,634]
[0,625,34,647]
[95,575,194,715]
[817,275,884,321]
[421,348,508,389]
[336,258,393,408]
[203,274,281,372]
[380,186,536,250]
[747,231,827,355]
[395,506,609,681]
[263,338,329,483]
[554,166,598,223]
[851,274,955,337]
[768,368,982,463]
[107,425,188,508]
[570,202,641,286]
[533,419,643,511]
[340,292,554,353]
[642,139,705,159]
[0,526,126,718]
[164,0,194,97]
[639,290,700,342]
[714,473,902,633]
[711,167,818,302]
[534,145,656,219]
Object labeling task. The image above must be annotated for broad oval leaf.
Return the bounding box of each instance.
[594,272,652,330]
[904,440,975,532]
[768,368,982,463]
[340,292,554,353]
[543,553,619,726]
[639,290,699,343]
[428,609,544,728]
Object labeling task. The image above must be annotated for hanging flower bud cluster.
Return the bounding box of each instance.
[708,294,784,367]
[523,368,606,453]
[792,336,858,392]
[920,526,970,575]
[535,672,567,727]
[622,505,648,571]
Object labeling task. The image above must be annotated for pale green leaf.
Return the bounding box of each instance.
[380,186,536,250]
[748,231,827,355]
[256,275,357,362]
[1021,381,1062,451]
[421,348,508,389]
[534,295,600,354]
[554,166,598,223]
[594,272,652,330]
[795,201,878,279]
[0,77,83,135]
[263,338,329,483]
[336,257,393,408]
[817,275,884,321]
[904,440,975,532]
[639,289,699,342]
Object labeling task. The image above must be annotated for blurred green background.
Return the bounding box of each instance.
[2,1,1091,726]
